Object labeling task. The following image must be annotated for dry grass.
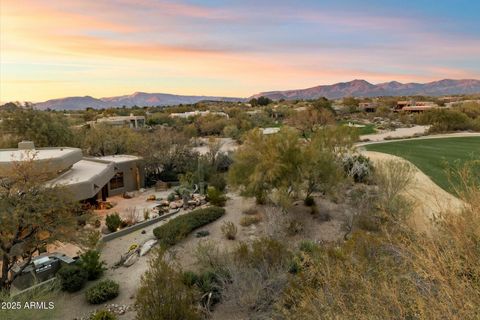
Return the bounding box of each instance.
[240,215,262,227]
[275,164,480,320]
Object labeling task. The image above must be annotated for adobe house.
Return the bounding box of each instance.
[94,154,145,197]
[0,141,144,202]
[87,113,146,129]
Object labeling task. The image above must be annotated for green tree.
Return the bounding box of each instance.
[228,127,304,205]
[0,108,74,147]
[0,155,80,291]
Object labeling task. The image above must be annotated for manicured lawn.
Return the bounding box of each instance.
[339,121,377,135]
[365,137,480,194]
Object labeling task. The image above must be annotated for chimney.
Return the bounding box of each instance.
[18,141,35,150]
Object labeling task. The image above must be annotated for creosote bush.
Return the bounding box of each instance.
[153,206,225,246]
[85,279,119,304]
[135,249,201,320]
[221,221,238,240]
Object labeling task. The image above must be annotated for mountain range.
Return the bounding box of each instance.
[34,92,244,110]
[32,79,480,110]
[252,79,480,100]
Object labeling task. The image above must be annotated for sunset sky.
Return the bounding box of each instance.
[1,0,479,102]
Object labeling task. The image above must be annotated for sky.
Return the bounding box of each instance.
[1,0,480,102]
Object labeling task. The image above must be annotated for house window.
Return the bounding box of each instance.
[110,172,124,190]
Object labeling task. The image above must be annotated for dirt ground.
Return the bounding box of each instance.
[362,151,465,232]
[62,190,350,320]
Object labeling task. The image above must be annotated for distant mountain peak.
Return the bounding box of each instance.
[252,79,480,100]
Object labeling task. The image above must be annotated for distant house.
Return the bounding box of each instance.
[169,110,229,119]
[87,113,145,129]
[0,141,144,202]
[358,102,378,112]
[395,100,438,112]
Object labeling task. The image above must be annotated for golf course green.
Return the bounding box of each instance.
[365,136,480,194]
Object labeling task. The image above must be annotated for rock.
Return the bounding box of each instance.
[169,202,178,209]
[141,230,146,234]
[187,200,197,206]
[146,194,156,201]
[123,191,135,199]
[123,253,139,267]
[159,200,169,206]
[140,239,157,256]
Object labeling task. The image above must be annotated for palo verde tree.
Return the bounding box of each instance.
[229,126,357,206]
[0,153,80,291]
[228,127,304,206]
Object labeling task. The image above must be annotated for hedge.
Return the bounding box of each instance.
[153,206,225,246]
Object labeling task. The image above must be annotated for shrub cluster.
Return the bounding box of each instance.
[105,213,122,232]
[85,279,120,304]
[206,186,227,207]
[90,310,117,320]
[240,215,262,227]
[153,206,225,246]
[77,250,106,280]
[57,265,88,292]
[221,221,238,240]
[342,153,373,183]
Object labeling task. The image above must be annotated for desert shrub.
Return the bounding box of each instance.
[167,192,176,202]
[90,310,117,320]
[342,153,373,183]
[240,215,262,227]
[225,238,291,313]
[105,213,122,232]
[215,152,234,172]
[195,230,210,238]
[135,249,201,320]
[221,221,238,240]
[57,265,88,292]
[85,279,119,304]
[153,206,225,246]
[299,240,318,253]
[374,159,414,220]
[181,271,199,287]
[182,269,223,310]
[208,173,227,192]
[243,207,259,215]
[285,219,304,236]
[234,238,292,271]
[77,250,106,280]
[304,196,315,207]
[206,186,227,207]
[416,109,474,133]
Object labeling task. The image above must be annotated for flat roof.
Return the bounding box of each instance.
[0,147,83,176]
[49,159,115,200]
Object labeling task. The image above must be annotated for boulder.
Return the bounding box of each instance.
[146,194,156,201]
[169,202,178,209]
[123,253,139,267]
[159,200,169,206]
[140,239,157,256]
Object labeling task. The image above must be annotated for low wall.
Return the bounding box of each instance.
[101,208,180,242]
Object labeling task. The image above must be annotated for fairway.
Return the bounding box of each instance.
[365,137,480,194]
